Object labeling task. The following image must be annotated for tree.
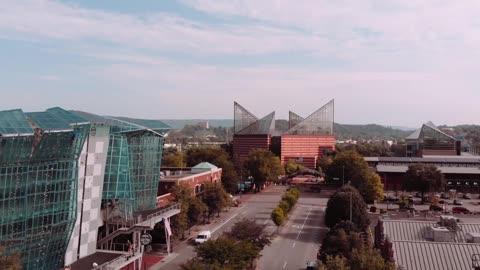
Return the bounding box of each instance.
[187,196,207,227]
[0,247,22,270]
[202,182,228,220]
[326,151,381,203]
[244,149,285,192]
[317,156,333,173]
[364,173,384,203]
[349,247,395,270]
[195,236,260,270]
[185,147,239,194]
[225,218,271,248]
[162,148,186,167]
[319,221,364,263]
[319,255,350,270]
[403,163,446,202]
[324,186,370,230]
[284,159,305,174]
[171,182,193,239]
[180,258,208,270]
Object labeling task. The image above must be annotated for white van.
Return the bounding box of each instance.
[195,230,211,244]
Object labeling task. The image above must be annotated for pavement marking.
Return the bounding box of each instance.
[296,207,312,240]
[292,225,300,229]
[292,242,296,248]
[263,220,269,225]
[283,261,287,269]
[212,214,238,233]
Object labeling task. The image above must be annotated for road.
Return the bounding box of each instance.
[257,193,328,270]
[152,185,287,270]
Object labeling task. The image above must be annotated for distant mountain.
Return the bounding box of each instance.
[160,119,233,129]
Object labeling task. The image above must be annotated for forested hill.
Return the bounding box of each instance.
[162,119,413,140]
[334,124,412,140]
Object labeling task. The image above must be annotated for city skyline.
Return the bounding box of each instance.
[2,1,480,127]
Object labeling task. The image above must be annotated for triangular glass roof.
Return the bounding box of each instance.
[285,99,334,135]
[25,111,72,132]
[237,111,275,135]
[234,102,258,134]
[406,121,455,141]
[289,111,305,129]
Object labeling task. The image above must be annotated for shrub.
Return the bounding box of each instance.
[278,200,291,215]
[283,193,298,208]
[271,207,285,226]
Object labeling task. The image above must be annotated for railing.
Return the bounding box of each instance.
[93,247,141,270]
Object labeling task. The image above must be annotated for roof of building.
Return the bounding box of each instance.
[365,156,480,164]
[376,165,480,174]
[233,102,275,135]
[285,99,334,136]
[393,241,480,270]
[406,121,455,141]
[192,162,218,170]
[0,109,34,136]
[382,220,480,243]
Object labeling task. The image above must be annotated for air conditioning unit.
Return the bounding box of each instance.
[466,233,480,243]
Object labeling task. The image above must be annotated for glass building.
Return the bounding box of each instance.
[406,121,459,157]
[0,108,89,270]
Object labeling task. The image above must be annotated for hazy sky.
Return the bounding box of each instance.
[1,0,480,127]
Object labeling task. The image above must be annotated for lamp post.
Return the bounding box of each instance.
[342,165,345,186]
[349,191,353,222]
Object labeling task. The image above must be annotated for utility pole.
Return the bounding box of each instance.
[342,165,345,186]
[349,191,353,222]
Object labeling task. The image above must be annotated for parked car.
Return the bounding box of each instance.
[415,192,422,198]
[452,207,470,214]
[441,193,450,199]
[453,200,463,206]
[386,195,399,202]
[195,230,212,244]
[430,204,444,212]
[306,261,318,270]
[464,193,472,199]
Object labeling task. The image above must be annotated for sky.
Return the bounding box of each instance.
[1,0,480,127]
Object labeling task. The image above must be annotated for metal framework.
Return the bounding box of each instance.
[233,102,275,135]
[0,108,89,270]
[72,111,170,213]
[406,121,457,156]
[285,99,334,135]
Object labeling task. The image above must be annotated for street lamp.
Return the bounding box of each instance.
[342,165,345,186]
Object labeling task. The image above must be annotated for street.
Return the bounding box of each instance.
[151,185,287,270]
[257,193,328,270]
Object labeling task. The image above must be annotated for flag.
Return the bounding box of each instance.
[164,218,172,237]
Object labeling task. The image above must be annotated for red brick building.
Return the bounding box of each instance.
[157,162,222,207]
[232,100,336,170]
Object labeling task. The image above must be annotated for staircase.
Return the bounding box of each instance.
[97,203,181,249]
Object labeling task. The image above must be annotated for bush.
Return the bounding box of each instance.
[283,193,298,208]
[278,200,290,215]
[271,207,285,226]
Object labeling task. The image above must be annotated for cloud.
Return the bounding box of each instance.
[37,74,61,81]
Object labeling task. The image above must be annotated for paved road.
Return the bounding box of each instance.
[152,185,287,270]
[257,193,328,270]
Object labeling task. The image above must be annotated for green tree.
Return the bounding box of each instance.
[195,237,260,270]
[317,156,333,174]
[364,173,384,203]
[284,159,305,174]
[162,148,186,167]
[187,196,207,227]
[319,221,364,263]
[278,200,290,215]
[225,218,271,248]
[244,149,285,192]
[324,186,370,230]
[349,247,395,270]
[271,206,285,226]
[326,151,381,203]
[171,182,193,239]
[185,147,239,194]
[202,182,228,220]
[403,163,446,202]
[0,247,22,270]
[319,255,350,270]
[180,258,208,270]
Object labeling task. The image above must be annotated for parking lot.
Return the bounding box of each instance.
[376,192,480,213]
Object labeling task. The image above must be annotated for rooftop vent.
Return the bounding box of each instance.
[466,233,480,243]
[426,226,455,242]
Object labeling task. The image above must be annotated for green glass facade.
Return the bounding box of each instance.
[72,111,169,212]
[0,108,88,270]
